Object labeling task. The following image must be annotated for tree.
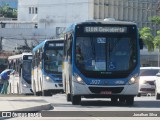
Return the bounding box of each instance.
[150,16,160,25]
[139,27,154,52]
[154,31,160,50]
[150,16,160,66]
[153,30,160,66]
[0,4,17,18]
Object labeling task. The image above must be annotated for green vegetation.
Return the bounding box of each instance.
[0,4,17,18]
[140,16,160,52]
[150,16,160,25]
[154,30,160,52]
[139,27,154,52]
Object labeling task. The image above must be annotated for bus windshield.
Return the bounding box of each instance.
[75,37,137,72]
[22,61,32,84]
[44,49,63,73]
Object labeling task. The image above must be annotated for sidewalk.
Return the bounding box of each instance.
[0,95,53,111]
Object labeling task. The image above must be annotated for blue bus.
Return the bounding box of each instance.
[32,39,64,96]
[62,19,143,105]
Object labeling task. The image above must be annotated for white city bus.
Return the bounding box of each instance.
[8,53,32,94]
[63,19,143,105]
[32,39,64,96]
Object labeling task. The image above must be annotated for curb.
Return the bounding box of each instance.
[15,103,54,111]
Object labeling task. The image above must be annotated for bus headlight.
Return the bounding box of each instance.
[74,73,85,84]
[128,76,138,84]
[77,76,82,82]
[23,84,27,87]
[45,76,50,81]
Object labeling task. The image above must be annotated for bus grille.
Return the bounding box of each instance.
[88,87,124,94]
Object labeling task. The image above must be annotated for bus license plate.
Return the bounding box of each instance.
[100,91,112,95]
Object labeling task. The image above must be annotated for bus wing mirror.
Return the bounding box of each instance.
[139,38,143,49]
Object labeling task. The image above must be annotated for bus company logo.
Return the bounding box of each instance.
[2,112,11,117]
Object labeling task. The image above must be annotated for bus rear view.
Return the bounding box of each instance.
[63,20,141,105]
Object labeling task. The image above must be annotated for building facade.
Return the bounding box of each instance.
[18,0,160,36]
[1,0,160,66]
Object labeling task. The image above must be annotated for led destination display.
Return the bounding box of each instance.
[84,26,127,33]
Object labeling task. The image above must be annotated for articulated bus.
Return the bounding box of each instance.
[8,53,32,94]
[32,39,64,96]
[63,19,143,105]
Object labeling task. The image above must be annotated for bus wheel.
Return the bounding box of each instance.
[66,93,71,101]
[137,93,141,97]
[125,96,134,105]
[9,83,11,94]
[156,93,160,100]
[71,95,81,105]
[33,80,37,96]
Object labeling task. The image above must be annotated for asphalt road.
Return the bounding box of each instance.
[44,94,160,111]
[8,94,160,120]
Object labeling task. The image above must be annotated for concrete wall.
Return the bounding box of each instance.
[18,0,93,36]
[18,0,38,21]
[0,22,54,51]
[18,0,159,35]
[1,0,160,61]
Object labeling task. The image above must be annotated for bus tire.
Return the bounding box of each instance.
[137,93,141,97]
[39,78,43,96]
[64,77,66,93]
[66,93,71,101]
[71,95,81,105]
[125,96,134,105]
[33,80,37,96]
[9,83,12,94]
[156,93,160,100]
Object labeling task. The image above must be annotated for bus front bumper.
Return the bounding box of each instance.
[43,80,63,91]
[72,81,139,97]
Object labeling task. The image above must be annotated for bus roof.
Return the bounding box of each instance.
[33,39,64,52]
[8,52,32,60]
[64,20,136,33]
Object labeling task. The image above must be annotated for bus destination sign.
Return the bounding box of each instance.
[48,43,64,47]
[84,26,127,33]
